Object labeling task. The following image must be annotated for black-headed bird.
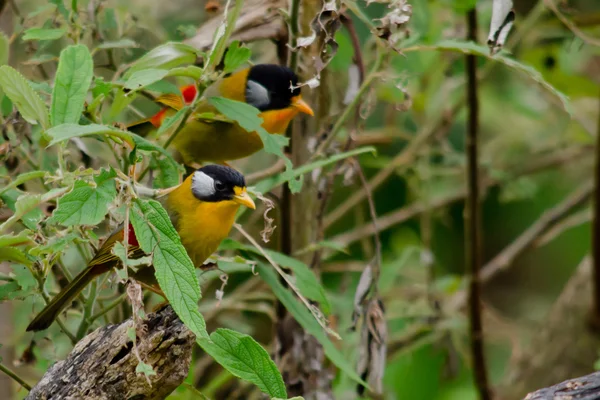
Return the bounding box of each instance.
[26,165,255,332]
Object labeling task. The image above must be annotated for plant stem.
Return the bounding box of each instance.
[76,280,97,339]
[89,293,126,323]
[592,87,600,329]
[464,8,491,400]
[0,361,32,392]
[288,0,301,71]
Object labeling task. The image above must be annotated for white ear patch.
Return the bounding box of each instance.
[245,80,270,109]
[191,171,215,199]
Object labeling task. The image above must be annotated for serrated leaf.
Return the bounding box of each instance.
[49,169,117,226]
[22,28,66,41]
[208,97,299,191]
[257,263,369,388]
[223,41,251,74]
[153,156,181,188]
[0,66,49,128]
[130,199,209,339]
[126,42,198,76]
[198,329,286,398]
[92,77,112,98]
[123,68,169,91]
[51,45,94,126]
[112,241,152,268]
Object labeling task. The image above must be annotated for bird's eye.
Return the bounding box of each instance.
[215,181,225,191]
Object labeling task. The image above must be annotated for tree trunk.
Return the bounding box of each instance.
[523,370,600,400]
[26,306,194,400]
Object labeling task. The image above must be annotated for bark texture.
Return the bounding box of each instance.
[26,306,194,400]
[499,257,600,399]
[524,370,600,400]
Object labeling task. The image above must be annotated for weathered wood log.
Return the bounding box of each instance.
[524,370,600,400]
[26,306,195,400]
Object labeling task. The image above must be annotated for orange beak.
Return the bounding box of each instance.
[291,96,314,116]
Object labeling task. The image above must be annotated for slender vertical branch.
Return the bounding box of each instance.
[465,8,491,400]
[591,88,600,330]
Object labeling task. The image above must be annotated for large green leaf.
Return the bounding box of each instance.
[22,28,66,41]
[0,66,49,128]
[0,171,47,196]
[123,68,169,91]
[51,45,94,126]
[257,262,369,388]
[129,199,209,339]
[208,97,299,191]
[198,329,286,398]
[46,123,134,147]
[126,42,198,76]
[48,169,117,226]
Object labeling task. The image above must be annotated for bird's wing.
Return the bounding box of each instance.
[155,93,186,110]
[89,224,147,267]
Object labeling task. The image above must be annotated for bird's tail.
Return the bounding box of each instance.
[26,263,111,332]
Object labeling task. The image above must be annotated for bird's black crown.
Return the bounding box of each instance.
[191,164,246,203]
[246,64,301,111]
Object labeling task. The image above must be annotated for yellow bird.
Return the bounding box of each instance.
[26,165,255,332]
[152,64,314,165]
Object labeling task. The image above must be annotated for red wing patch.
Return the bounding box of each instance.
[127,223,139,247]
[181,85,197,104]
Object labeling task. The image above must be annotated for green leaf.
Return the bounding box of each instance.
[166,66,203,80]
[156,106,190,138]
[257,262,368,388]
[92,77,113,98]
[130,199,209,339]
[0,66,49,128]
[223,41,251,74]
[0,190,44,230]
[0,232,34,248]
[208,97,299,191]
[46,123,135,147]
[0,281,20,301]
[242,248,331,315]
[22,28,66,41]
[153,156,180,188]
[198,329,286,398]
[0,171,46,196]
[123,69,169,91]
[29,232,82,257]
[0,247,31,265]
[48,169,117,226]
[126,42,199,76]
[51,45,94,126]
[0,33,9,100]
[135,361,157,377]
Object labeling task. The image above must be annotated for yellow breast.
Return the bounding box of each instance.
[165,178,240,266]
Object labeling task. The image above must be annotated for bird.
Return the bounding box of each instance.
[131,64,314,165]
[26,164,255,332]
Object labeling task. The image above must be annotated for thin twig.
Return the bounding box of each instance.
[0,361,32,391]
[544,0,600,47]
[464,8,491,400]
[246,159,286,184]
[448,180,594,311]
[330,145,592,247]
